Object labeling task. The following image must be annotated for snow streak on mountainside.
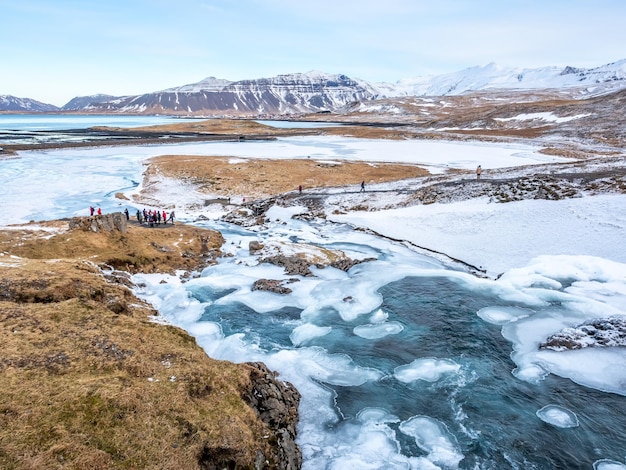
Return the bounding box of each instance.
[61,94,120,111]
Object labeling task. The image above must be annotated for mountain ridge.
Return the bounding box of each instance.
[2,59,626,114]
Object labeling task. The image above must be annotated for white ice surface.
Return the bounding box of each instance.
[1,135,564,227]
[331,195,626,277]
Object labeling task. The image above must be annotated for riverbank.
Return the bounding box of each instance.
[0,216,301,469]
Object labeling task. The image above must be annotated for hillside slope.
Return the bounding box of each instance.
[0,217,301,469]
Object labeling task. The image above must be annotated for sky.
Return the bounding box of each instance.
[1,0,626,106]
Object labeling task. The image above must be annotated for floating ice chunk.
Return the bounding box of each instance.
[593,459,626,470]
[512,363,550,383]
[369,308,389,323]
[536,404,579,428]
[357,407,400,424]
[292,348,383,386]
[394,358,461,383]
[354,321,404,339]
[399,415,463,468]
[290,323,332,346]
[185,321,223,341]
[323,428,403,470]
[477,306,531,325]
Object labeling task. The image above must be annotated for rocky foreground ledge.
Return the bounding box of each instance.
[0,214,301,469]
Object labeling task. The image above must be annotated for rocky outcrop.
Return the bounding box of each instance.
[540,316,626,351]
[69,212,128,233]
[259,255,316,277]
[250,240,265,253]
[252,278,300,295]
[330,257,376,271]
[243,362,302,470]
[259,253,375,277]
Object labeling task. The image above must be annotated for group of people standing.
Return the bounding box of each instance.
[135,208,174,227]
[88,206,174,226]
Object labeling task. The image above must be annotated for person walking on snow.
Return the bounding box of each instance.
[360,181,365,192]
[90,206,94,216]
[476,165,482,180]
[124,208,129,220]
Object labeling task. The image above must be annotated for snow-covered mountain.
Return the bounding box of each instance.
[78,71,379,115]
[381,59,626,97]
[3,60,626,114]
[62,94,119,111]
[72,60,626,115]
[0,95,59,112]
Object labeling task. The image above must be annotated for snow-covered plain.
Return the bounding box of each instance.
[2,126,626,469]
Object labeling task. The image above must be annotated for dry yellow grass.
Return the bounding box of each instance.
[0,222,223,275]
[0,222,290,469]
[140,155,430,201]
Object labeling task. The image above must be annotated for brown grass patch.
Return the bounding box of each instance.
[97,118,316,138]
[538,146,622,159]
[0,222,290,469]
[141,156,429,200]
[0,222,223,275]
[445,128,547,139]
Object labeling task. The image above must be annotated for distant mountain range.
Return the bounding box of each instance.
[2,59,626,115]
[0,95,59,112]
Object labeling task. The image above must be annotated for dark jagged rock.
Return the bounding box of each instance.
[327,257,376,272]
[540,316,626,351]
[69,212,128,233]
[244,362,302,470]
[103,270,134,288]
[260,255,314,277]
[252,278,300,295]
[260,253,374,278]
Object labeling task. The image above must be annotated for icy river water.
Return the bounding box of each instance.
[133,216,626,470]
[2,117,625,469]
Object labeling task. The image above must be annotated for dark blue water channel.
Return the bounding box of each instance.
[194,274,626,469]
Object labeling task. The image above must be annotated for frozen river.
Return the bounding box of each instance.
[2,117,626,469]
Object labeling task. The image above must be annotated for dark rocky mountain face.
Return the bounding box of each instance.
[61,94,119,111]
[76,72,377,115]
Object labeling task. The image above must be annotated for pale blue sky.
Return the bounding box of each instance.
[1,0,625,106]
